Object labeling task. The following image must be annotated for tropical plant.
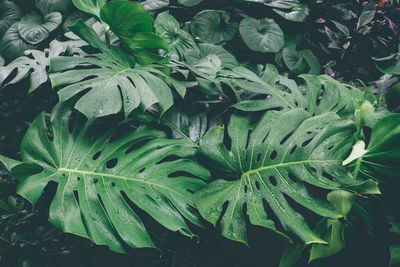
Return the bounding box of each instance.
[0,0,399,266]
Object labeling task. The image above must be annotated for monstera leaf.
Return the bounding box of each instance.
[100,1,168,65]
[0,23,36,62]
[7,102,210,253]
[35,0,73,15]
[190,10,238,44]
[220,65,372,117]
[155,12,196,59]
[239,17,284,53]
[195,109,368,244]
[72,0,106,19]
[17,12,62,45]
[49,20,184,120]
[0,50,49,92]
[0,0,22,39]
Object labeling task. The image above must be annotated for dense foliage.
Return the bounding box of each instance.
[0,0,399,266]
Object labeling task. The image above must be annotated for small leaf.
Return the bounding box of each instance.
[0,23,36,62]
[0,0,22,39]
[273,4,309,22]
[239,17,284,53]
[18,12,62,45]
[190,10,238,44]
[72,0,106,19]
[357,2,376,30]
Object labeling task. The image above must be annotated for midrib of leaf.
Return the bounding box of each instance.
[58,167,187,197]
[240,159,339,178]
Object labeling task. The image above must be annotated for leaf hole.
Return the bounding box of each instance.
[288,173,297,183]
[255,181,260,190]
[111,182,115,187]
[156,155,180,164]
[270,150,277,160]
[106,158,118,169]
[139,168,145,173]
[93,178,99,184]
[280,131,294,145]
[310,167,317,173]
[245,129,252,149]
[269,176,277,186]
[92,151,101,160]
[322,171,335,181]
[256,153,262,162]
[77,177,80,181]
[289,145,297,155]
[244,185,248,193]
[327,145,334,150]
[125,139,152,154]
[302,138,312,147]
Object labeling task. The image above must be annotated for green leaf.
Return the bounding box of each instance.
[177,0,203,7]
[161,107,222,145]
[72,0,106,19]
[35,0,73,15]
[390,245,400,267]
[0,154,22,172]
[0,23,36,62]
[282,47,320,75]
[0,0,22,39]
[142,0,169,11]
[49,20,183,120]
[155,12,197,59]
[185,43,239,71]
[357,2,376,30]
[350,113,400,182]
[327,190,355,217]
[15,102,210,253]
[18,12,62,45]
[309,219,345,262]
[224,66,368,117]
[0,49,49,92]
[239,17,284,53]
[273,4,309,22]
[190,10,238,44]
[100,1,168,65]
[195,109,366,245]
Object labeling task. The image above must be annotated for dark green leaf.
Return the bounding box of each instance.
[49,20,183,120]
[155,12,197,59]
[357,2,376,30]
[15,102,210,253]
[273,4,309,22]
[18,12,62,45]
[195,109,367,245]
[239,17,284,53]
[190,10,238,44]
[35,0,73,15]
[72,0,106,19]
[0,0,22,39]
[0,23,36,62]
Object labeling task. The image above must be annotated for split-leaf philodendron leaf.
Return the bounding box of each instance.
[49,20,185,120]
[6,102,210,253]
[221,64,373,118]
[195,109,370,245]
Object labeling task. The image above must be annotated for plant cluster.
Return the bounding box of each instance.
[0,0,399,266]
